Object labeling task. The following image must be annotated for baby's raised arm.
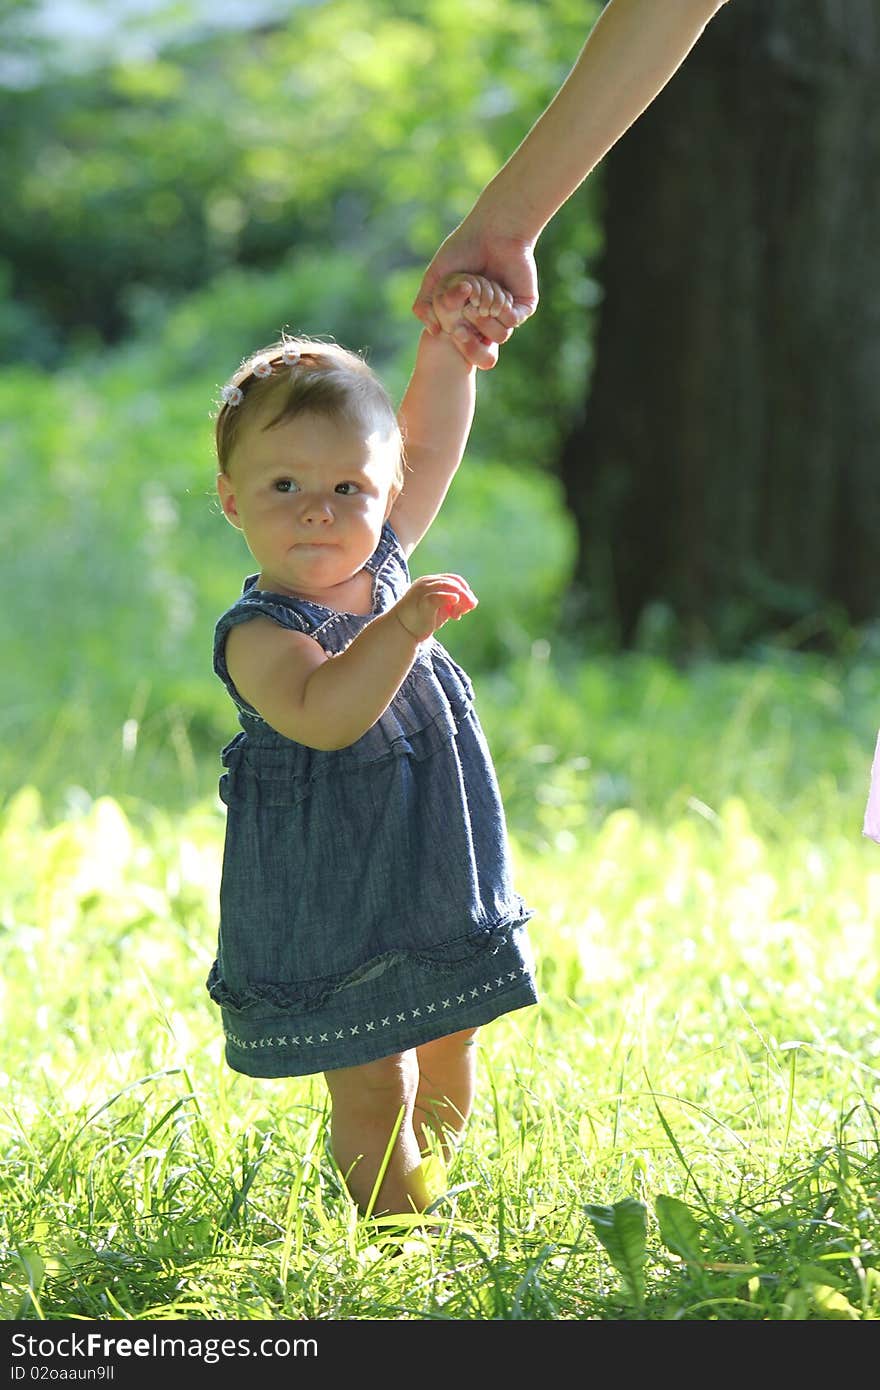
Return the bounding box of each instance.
[389,272,513,557]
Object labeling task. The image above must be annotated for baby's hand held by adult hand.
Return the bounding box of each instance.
[431,273,515,372]
[433,274,513,332]
[394,574,478,642]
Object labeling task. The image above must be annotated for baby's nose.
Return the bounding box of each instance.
[301,495,333,523]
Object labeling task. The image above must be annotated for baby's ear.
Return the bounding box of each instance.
[384,483,402,520]
[217,471,243,528]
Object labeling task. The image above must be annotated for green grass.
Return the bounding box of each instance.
[2,651,879,1320]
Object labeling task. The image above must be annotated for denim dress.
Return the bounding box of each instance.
[206,522,537,1078]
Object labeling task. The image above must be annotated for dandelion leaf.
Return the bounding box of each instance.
[655,1193,704,1266]
[585,1198,647,1308]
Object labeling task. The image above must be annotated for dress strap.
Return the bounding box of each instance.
[368,522,410,610]
[213,591,310,717]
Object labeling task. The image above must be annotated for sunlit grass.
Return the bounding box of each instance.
[2,654,880,1320]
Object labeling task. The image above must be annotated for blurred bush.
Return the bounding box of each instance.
[0,0,595,363]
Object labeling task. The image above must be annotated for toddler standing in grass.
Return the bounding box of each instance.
[207,274,538,1219]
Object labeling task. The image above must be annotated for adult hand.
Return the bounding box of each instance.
[412,220,539,366]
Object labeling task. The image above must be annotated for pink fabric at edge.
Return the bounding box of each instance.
[863,729,880,843]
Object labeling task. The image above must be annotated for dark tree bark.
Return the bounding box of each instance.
[558,0,880,652]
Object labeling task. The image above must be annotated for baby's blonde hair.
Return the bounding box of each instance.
[215,335,405,491]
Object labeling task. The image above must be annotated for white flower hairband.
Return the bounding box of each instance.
[220,344,303,408]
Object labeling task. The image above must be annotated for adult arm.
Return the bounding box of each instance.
[413,0,732,340]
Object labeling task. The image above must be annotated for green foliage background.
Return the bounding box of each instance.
[1,0,598,362]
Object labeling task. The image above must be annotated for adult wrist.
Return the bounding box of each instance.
[467,182,528,247]
[468,178,544,251]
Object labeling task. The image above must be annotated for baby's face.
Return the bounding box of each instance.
[217,407,399,599]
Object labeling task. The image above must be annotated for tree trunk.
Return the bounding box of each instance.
[558,0,880,652]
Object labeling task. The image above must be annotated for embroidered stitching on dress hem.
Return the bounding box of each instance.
[223,963,534,1052]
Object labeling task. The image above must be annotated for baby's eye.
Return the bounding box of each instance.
[335,482,360,495]
[274,479,295,493]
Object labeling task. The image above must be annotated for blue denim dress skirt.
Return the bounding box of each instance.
[206,523,538,1078]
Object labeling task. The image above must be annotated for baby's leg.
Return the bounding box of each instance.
[323,1051,429,1217]
[413,1027,479,1161]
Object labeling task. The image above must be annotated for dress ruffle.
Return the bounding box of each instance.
[205,903,531,1015]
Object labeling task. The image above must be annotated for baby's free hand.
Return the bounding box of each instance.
[393,573,478,643]
[432,273,515,371]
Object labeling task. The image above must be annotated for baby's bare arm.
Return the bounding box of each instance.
[391,331,477,556]
[224,576,477,750]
